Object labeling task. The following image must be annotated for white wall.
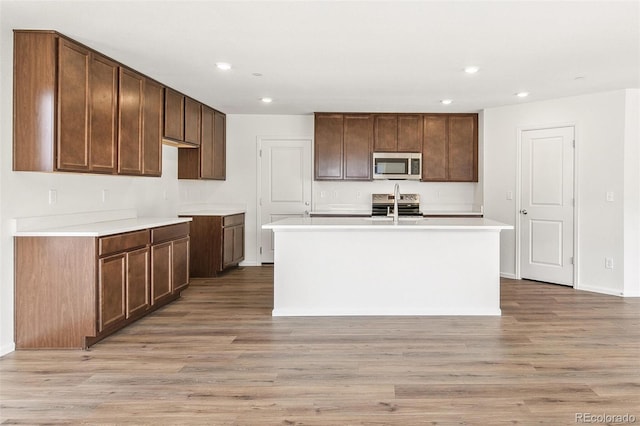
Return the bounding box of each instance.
[178,114,315,266]
[623,89,640,296]
[484,90,638,296]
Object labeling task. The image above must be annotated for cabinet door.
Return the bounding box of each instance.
[126,247,149,318]
[343,114,372,180]
[57,38,90,172]
[151,242,172,304]
[164,88,184,141]
[212,111,226,180]
[184,97,201,146]
[397,114,423,152]
[222,226,234,268]
[118,68,144,175]
[422,115,448,181]
[373,115,397,152]
[232,225,244,264]
[98,253,126,331]
[89,53,118,173]
[448,115,478,182]
[314,114,343,180]
[142,79,163,176]
[172,237,190,293]
[200,105,215,179]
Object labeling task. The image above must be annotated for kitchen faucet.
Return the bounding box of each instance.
[393,183,400,224]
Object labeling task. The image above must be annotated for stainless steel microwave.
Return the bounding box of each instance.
[372,152,422,180]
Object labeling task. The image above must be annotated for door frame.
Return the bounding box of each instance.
[256,136,313,265]
[515,123,579,288]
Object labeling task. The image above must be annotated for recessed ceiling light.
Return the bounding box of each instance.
[516,92,529,98]
[260,97,273,103]
[440,99,453,105]
[464,66,479,74]
[216,62,232,71]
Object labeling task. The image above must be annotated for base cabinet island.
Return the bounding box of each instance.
[263,217,511,316]
[14,217,191,349]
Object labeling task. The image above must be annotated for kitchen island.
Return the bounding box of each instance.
[263,217,512,316]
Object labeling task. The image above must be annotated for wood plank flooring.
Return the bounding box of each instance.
[2,266,639,425]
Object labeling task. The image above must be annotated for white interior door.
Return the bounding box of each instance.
[520,127,575,285]
[259,138,312,263]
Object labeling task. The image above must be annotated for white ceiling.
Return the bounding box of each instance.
[2,0,639,114]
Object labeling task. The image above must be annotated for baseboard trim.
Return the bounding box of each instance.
[0,342,15,357]
[575,283,624,297]
[500,272,517,279]
[239,261,260,267]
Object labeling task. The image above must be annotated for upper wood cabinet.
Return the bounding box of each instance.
[13,30,162,176]
[14,32,119,173]
[422,114,478,182]
[397,115,423,152]
[373,114,422,153]
[184,97,201,146]
[178,106,226,180]
[141,79,163,176]
[315,114,344,180]
[162,89,201,148]
[344,114,372,180]
[314,113,371,181]
[163,88,184,141]
[117,68,163,176]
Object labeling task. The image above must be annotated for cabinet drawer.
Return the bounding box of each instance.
[151,222,190,244]
[99,230,150,257]
[223,214,244,227]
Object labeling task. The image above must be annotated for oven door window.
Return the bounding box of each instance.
[375,158,408,175]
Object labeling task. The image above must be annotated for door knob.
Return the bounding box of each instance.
[520,209,528,215]
[304,201,310,206]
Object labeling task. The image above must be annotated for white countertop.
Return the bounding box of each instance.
[422,210,483,216]
[179,209,245,216]
[309,210,371,216]
[263,216,512,231]
[14,217,192,237]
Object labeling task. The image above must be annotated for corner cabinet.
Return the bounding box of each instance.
[13,30,162,177]
[14,222,190,349]
[314,113,371,181]
[178,107,226,180]
[179,213,244,277]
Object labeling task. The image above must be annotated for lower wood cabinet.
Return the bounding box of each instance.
[180,213,244,277]
[14,222,190,349]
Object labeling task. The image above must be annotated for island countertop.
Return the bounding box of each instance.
[263,216,511,231]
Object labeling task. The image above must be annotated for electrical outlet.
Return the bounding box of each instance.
[605,258,614,269]
[356,191,361,199]
[48,189,57,205]
[101,189,109,203]
[332,190,338,199]
[320,191,326,198]
[506,191,513,200]
[606,191,614,202]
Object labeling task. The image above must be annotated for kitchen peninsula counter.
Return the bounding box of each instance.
[263,217,512,317]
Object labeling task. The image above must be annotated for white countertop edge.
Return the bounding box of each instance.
[14,217,192,237]
[263,217,512,231]
[179,209,246,216]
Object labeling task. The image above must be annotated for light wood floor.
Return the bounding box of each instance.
[2,266,639,425]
